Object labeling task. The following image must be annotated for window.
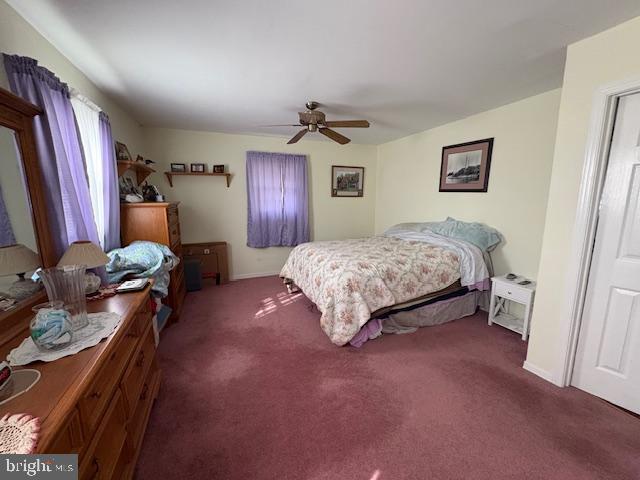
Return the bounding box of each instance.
[70,91,120,251]
[246,151,309,248]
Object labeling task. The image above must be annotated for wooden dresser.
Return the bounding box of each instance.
[0,286,160,479]
[120,202,186,321]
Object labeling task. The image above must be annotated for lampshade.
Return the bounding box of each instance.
[58,241,109,269]
[0,244,41,276]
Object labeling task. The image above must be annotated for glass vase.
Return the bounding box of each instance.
[39,266,89,331]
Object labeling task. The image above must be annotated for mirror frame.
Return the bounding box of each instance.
[0,87,58,340]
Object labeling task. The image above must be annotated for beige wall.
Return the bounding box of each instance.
[0,0,143,154]
[527,16,640,378]
[375,89,561,279]
[143,128,377,279]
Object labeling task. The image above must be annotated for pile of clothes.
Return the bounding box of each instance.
[106,241,180,297]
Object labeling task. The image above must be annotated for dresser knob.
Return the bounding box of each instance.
[140,383,149,401]
[136,351,145,368]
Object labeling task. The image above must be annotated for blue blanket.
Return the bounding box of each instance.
[106,241,180,297]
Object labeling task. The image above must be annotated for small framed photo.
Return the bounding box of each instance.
[332,166,364,197]
[115,141,132,161]
[439,138,494,192]
[171,163,186,172]
[213,164,225,174]
[191,163,206,173]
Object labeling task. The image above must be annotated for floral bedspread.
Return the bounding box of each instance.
[280,236,460,346]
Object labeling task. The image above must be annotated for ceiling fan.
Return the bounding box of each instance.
[264,101,370,145]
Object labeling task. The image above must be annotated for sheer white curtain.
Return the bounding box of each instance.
[70,90,105,247]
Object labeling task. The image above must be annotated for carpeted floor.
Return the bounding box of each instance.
[136,276,640,480]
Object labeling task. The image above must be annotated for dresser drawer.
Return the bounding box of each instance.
[80,389,128,480]
[121,325,156,415]
[494,282,531,304]
[128,360,161,453]
[129,310,152,339]
[47,408,83,454]
[79,333,137,436]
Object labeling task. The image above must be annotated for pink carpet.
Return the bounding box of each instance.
[136,276,640,480]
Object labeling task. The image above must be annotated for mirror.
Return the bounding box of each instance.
[0,125,43,313]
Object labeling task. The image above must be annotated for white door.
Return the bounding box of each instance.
[572,92,640,414]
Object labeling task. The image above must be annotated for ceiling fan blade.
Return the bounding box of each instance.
[260,124,303,127]
[287,128,308,144]
[323,120,370,128]
[319,128,350,145]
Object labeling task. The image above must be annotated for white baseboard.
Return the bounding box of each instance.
[523,360,558,385]
[231,271,280,281]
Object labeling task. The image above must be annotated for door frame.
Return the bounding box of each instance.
[555,75,640,387]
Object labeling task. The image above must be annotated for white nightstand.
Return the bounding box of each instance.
[488,275,536,341]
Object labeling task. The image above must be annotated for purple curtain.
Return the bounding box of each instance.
[99,112,120,252]
[0,184,16,247]
[246,151,309,248]
[3,54,99,258]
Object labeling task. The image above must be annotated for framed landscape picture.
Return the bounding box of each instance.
[115,141,132,161]
[439,138,494,192]
[332,166,364,197]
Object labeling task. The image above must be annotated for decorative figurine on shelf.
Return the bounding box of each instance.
[30,301,73,350]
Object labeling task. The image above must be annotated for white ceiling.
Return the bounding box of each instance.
[8,0,640,144]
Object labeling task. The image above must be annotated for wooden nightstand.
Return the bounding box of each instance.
[488,275,536,341]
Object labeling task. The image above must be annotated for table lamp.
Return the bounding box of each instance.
[0,244,42,300]
[58,241,110,294]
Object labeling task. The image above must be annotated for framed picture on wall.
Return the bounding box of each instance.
[170,163,186,172]
[115,141,132,161]
[439,138,494,192]
[190,163,206,173]
[331,166,364,197]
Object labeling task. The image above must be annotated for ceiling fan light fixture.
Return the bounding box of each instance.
[267,101,370,145]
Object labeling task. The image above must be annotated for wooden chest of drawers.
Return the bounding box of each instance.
[120,202,186,321]
[0,286,160,480]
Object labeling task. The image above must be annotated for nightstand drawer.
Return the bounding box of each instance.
[494,282,530,303]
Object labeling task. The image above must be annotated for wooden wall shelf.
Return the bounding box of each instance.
[164,172,232,188]
[117,160,155,184]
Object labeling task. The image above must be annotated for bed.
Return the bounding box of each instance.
[280,219,501,346]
